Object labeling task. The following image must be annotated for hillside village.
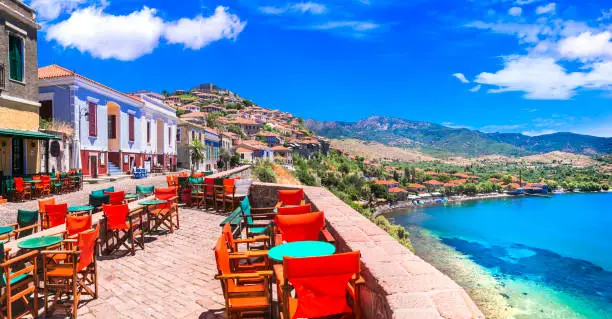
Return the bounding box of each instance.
[162,83,330,171]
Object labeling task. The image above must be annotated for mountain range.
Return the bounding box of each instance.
[305,116,612,157]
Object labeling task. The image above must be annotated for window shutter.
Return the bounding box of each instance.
[147,122,150,143]
[88,103,97,136]
[129,114,135,141]
[168,127,171,146]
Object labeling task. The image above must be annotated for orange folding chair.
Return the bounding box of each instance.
[203,178,216,210]
[149,187,180,233]
[166,175,178,187]
[45,203,68,228]
[221,223,269,272]
[222,178,238,212]
[102,204,144,256]
[214,236,273,319]
[0,242,39,319]
[192,172,204,178]
[280,251,363,319]
[66,215,93,238]
[38,197,56,229]
[104,190,126,205]
[42,225,99,318]
[276,189,305,208]
[277,204,312,215]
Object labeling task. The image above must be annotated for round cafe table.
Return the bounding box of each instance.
[18,236,63,250]
[0,226,14,236]
[68,205,94,215]
[268,241,336,262]
[125,194,139,199]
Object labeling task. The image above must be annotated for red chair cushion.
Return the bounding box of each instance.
[278,189,304,206]
[46,203,68,228]
[277,204,312,215]
[77,224,99,271]
[66,215,93,236]
[284,251,360,318]
[275,211,324,243]
[102,204,129,231]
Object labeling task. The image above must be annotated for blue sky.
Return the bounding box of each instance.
[33,0,612,137]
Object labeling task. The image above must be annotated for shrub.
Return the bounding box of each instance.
[255,162,277,183]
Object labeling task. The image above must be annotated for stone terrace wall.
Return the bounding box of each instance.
[251,182,484,319]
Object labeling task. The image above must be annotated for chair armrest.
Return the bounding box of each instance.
[0,250,39,267]
[40,250,78,255]
[215,270,273,280]
[234,236,269,244]
[321,228,335,244]
[62,239,78,243]
[13,223,39,237]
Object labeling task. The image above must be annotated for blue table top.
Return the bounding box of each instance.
[139,199,166,206]
[0,226,13,235]
[268,241,336,262]
[68,205,94,213]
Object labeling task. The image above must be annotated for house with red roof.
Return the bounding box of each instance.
[39,64,150,177]
[424,180,444,189]
[374,180,399,190]
[406,183,426,192]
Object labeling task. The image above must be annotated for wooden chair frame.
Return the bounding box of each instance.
[103,208,145,256]
[150,195,180,233]
[41,240,99,318]
[1,249,39,319]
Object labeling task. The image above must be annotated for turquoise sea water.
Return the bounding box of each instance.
[390,192,612,319]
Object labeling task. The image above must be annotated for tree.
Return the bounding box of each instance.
[242,99,254,107]
[220,148,233,171]
[162,90,169,97]
[360,185,375,208]
[188,139,205,173]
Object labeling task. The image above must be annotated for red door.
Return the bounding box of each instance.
[90,156,98,178]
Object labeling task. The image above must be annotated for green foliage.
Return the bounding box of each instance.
[188,139,205,172]
[254,161,277,183]
[242,99,254,107]
[226,102,244,110]
[374,216,413,251]
[39,118,51,129]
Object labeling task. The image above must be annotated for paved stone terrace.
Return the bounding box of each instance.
[75,207,226,319]
[0,173,236,318]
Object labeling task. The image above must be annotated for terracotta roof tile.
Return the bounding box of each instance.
[39,65,142,104]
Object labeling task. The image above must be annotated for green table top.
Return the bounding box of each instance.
[18,236,63,249]
[139,199,167,206]
[268,241,336,262]
[25,180,41,183]
[0,226,13,235]
[125,194,139,199]
[68,205,94,213]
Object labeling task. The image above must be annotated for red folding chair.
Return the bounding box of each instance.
[275,211,325,243]
[280,251,363,319]
[277,204,312,215]
[45,203,68,228]
[104,190,126,205]
[276,189,305,208]
[102,204,144,256]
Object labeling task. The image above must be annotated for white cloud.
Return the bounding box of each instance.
[259,2,327,15]
[45,5,245,60]
[470,85,482,92]
[452,73,470,83]
[30,0,86,21]
[509,7,522,17]
[164,6,246,50]
[313,21,379,32]
[46,6,165,61]
[557,31,612,62]
[522,129,557,136]
[514,0,541,5]
[597,9,612,22]
[480,124,525,133]
[536,3,556,15]
[474,56,612,100]
[474,56,583,100]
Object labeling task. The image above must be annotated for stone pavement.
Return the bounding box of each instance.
[70,208,227,319]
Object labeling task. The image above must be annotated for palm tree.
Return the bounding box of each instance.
[188,139,205,173]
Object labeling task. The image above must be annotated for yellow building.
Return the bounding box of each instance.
[0,0,58,180]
